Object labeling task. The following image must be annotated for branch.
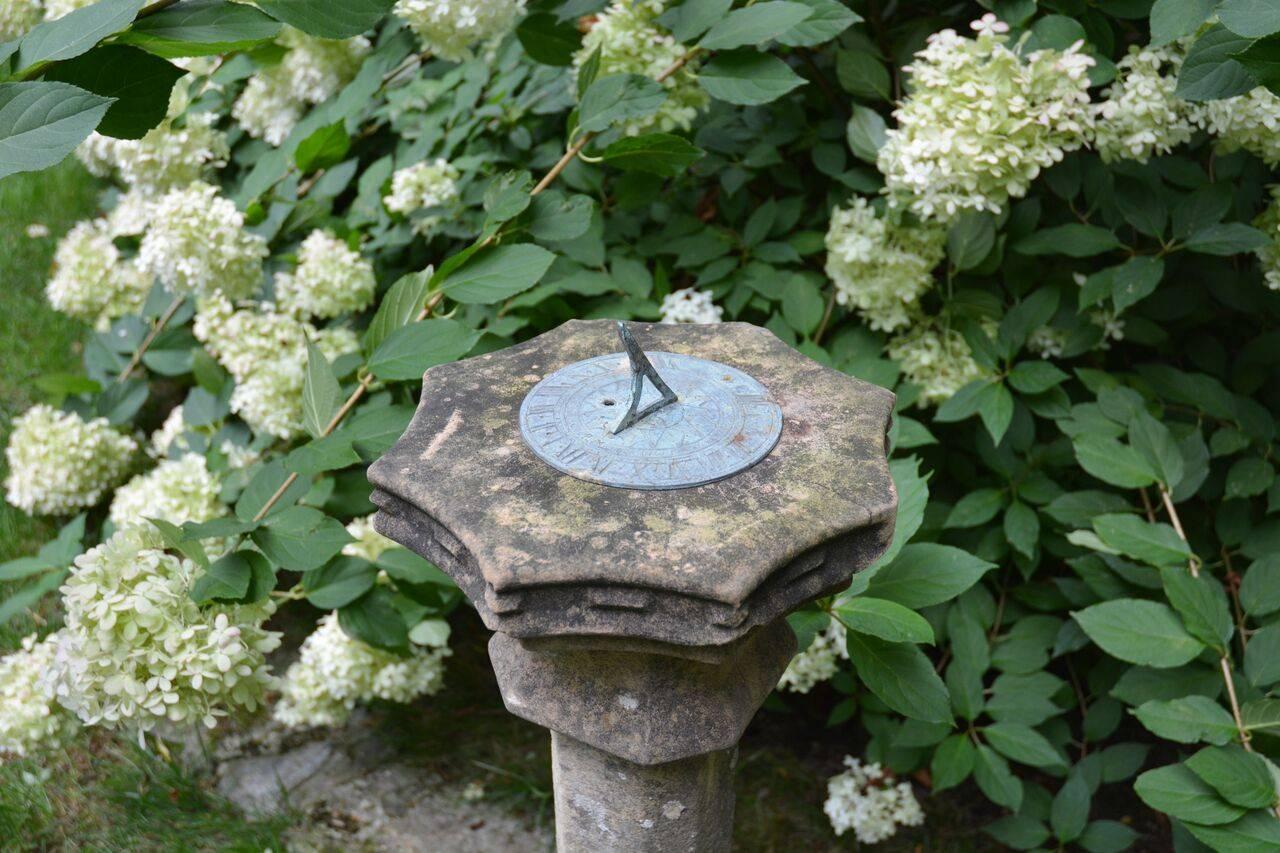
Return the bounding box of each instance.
[116,296,183,384]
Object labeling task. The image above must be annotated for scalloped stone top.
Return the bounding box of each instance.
[368,319,896,647]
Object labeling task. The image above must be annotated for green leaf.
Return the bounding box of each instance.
[1234,34,1280,95]
[235,460,311,521]
[699,51,806,105]
[43,45,183,140]
[1078,820,1140,853]
[367,318,481,382]
[866,544,994,609]
[16,0,144,70]
[1176,25,1258,102]
[1013,224,1122,257]
[1182,811,1280,851]
[844,105,886,163]
[1008,361,1069,394]
[1073,436,1157,488]
[1218,0,1280,38]
[1051,774,1091,843]
[977,381,1014,444]
[985,814,1049,850]
[835,48,890,100]
[1244,623,1280,686]
[1004,500,1039,559]
[190,551,253,604]
[1225,457,1274,498]
[699,1,812,50]
[657,0,732,42]
[527,191,595,241]
[515,11,581,66]
[1134,696,1238,745]
[578,74,666,133]
[776,0,858,47]
[947,211,997,272]
[836,597,934,644]
[339,587,409,653]
[931,734,975,792]
[945,488,1005,529]
[439,244,556,305]
[1074,599,1205,668]
[1111,255,1166,312]
[147,516,208,570]
[409,618,451,648]
[1240,556,1280,616]
[1129,409,1184,489]
[1242,698,1280,734]
[1135,763,1246,825]
[857,457,928,575]
[1185,222,1269,255]
[1161,566,1233,649]
[483,170,533,225]
[1185,745,1278,809]
[294,121,349,173]
[984,723,1066,768]
[253,0,395,38]
[363,267,432,357]
[974,745,1023,810]
[251,506,353,572]
[116,0,281,57]
[780,274,824,336]
[845,632,951,723]
[301,339,340,439]
[1150,0,1216,46]
[304,555,377,609]
[0,82,113,180]
[1092,514,1191,567]
[599,133,704,176]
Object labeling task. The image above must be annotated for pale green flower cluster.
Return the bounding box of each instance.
[383,159,462,234]
[0,0,40,40]
[46,219,153,328]
[1253,186,1280,292]
[1027,326,1068,359]
[108,454,226,529]
[232,28,370,145]
[1092,43,1197,164]
[659,289,723,324]
[393,0,526,62]
[886,322,989,405]
[194,294,359,439]
[274,613,450,729]
[275,229,377,320]
[1199,86,1280,167]
[778,618,847,693]
[574,0,708,136]
[0,634,78,760]
[80,113,228,197]
[149,406,190,458]
[138,181,268,300]
[343,516,398,561]
[879,14,1094,220]
[106,189,154,237]
[4,405,137,515]
[51,526,280,732]
[825,197,946,332]
[825,757,925,844]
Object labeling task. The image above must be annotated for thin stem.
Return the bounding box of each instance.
[813,288,838,345]
[116,296,183,384]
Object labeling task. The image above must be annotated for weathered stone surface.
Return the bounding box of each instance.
[369,319,895,647]
[489,619,795,765]
[551,732,735,853]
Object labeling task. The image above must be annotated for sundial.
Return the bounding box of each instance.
[518,322,784,490]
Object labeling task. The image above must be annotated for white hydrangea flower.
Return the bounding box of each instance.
[574,0,708,136]
[0,0,41,41]
[825,197,945,332]
[4,405,138,516]
[107,113,229,195]
[233,28,369,145]
[1091,309,1125,349]
[343,516,398,561]
[1027,326,1067,359]
[227,326,358,440]
[43,0,97,19]
[394,0,526,62]
[1199,87,1280,167]
[108,454,225,529]
[193,294,310,382]
[274,613,450,729]
[106,189,154,238]
[383,159,461,234]
[46,219,153,328]
[659,289,723,324]
[778,618,847,693]
[886,321,989,406]
[50,526,281,732]
[1093,43,1196,163]
[149,406,189,459]
[1253,185,1280,291]
[878,14,1094,220]
[275,229,376,320]
[0,633,78,760]
[824,756,926,844]
[139,181,268,300]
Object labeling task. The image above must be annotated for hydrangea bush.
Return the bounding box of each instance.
[2,0,1280,847]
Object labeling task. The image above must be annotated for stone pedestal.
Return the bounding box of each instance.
[368,320,896,851]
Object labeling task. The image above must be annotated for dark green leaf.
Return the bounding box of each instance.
[44,45,183,140]
[1134,696,1238,745]
[1051,773,1091,842]
[836,597,934,644]
[776,0,858,47]
[1161,566,1233,649]
[845,632,952,723]
[974,745,1023,810]
[1185,222,1269,255]
[1218,0,1280,38]
[254,0,395,38]
[17,0,144,69]
[294,121,349,173]
[117,0,281,57]
[527,191,596,241]
[367,318,482,382]
[1073,436,1157,488]
[1074,599,1205,667]
[865,543,994,609]
[363,268,431,357]
[339,586,409,652]
[600,133,704,176]
[1013,224,1123,257]
[699,1,812,50]
[251,506,352,572]
[1134,763,1246,825]
[516,12,581,66]
[657,0,733,42]
[191,551,253,603]
[1175,25,1258,102]
[578,74,666,133]
[985,723,1065,768]
[945,488,1006,529]
[699,51,806,105]
[1150,0,1216,46]
[1240,556,1280,616]
[439,244,556,304]
[1244,623,1280,686]
[1186,745,1278,809]
[304,555,377,609]
[301,339,340,439]
[835,48,890,100]
[235,460,311,521]
[1092,514,1191,567]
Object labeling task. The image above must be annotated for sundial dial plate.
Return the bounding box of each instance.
[519,350,783,490]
